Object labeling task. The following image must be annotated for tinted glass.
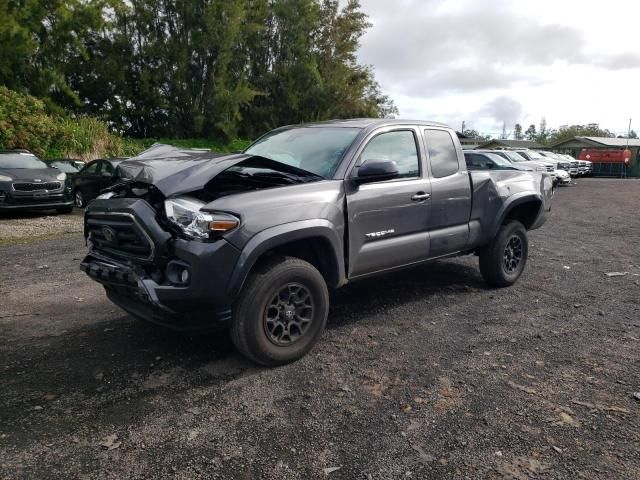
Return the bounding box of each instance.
[360,130,419,178]
[50,161,79,173]
[82,162,99,175]
[0,152,48,169]
[424,130,459,178]
[245,127,360,178]
[465,153,514,170]
[102,162,114,176]
[502,151,528,162]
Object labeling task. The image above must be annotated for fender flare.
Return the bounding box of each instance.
[226,219,345,298]
[489,192,544,238]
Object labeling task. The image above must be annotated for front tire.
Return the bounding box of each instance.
[230,256,329,366]
[74,191,85,208]
[479,220,528,287]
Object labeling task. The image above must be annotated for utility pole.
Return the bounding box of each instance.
[461,120,466,133]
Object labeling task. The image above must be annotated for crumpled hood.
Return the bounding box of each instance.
[116,144,253,197]
[0,167,61,183]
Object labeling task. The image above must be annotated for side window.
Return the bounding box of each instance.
[82,162,99,175]
[360,130,419,179]
[424,130,460,178]
[465,153,488,170]
[102,162,114,176]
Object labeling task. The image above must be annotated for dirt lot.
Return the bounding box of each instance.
[1,179,639,479]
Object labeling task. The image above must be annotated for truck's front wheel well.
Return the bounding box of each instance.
[254,238,340,289]
[503,201,541,230]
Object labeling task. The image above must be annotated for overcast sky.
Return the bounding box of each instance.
[352,0,639,136]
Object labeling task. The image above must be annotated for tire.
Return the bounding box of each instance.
[230,256,329,366]
[56,206,73,214]
[479,220,528,288]
[74,190,85,208]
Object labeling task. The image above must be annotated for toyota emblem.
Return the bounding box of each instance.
[102,226,116,243]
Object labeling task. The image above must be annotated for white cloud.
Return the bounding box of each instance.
[352,0,640,135]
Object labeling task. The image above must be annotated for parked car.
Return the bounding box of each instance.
[554,168,571,185]
[81,120,553,366]
[73,158,127,208]
[577,160,588,176]
[464,151,533,171]
[45,159,84,181]
[0,149,74,213]
[559,154,580,176]
[534,151,573,184]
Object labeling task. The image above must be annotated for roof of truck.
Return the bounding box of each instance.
[279,118,450,129]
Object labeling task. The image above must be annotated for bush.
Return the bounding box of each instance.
[0,87,250,161]
[0,86,59,157]
[0,86,140,159]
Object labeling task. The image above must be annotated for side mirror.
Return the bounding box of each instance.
[354,159,399,184]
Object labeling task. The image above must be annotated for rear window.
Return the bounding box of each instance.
[424,130,459,178]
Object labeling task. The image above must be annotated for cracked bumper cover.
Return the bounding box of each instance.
[81,198,242,332]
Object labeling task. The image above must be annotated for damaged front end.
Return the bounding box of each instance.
[80,144,323,331]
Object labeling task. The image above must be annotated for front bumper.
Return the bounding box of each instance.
[0,184,73,210]
[81,198,242,332]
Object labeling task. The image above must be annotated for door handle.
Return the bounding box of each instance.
[411,192,431,202]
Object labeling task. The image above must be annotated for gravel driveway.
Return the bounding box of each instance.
[0,209,83,245]
[1,179,639,479]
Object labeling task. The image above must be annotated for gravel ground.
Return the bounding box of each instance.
[0,209,83,244]
[1,179,639,479]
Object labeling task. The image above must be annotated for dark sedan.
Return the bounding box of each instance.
[73,158,127,208]
[0,150,74,213]
[45,159,85,181]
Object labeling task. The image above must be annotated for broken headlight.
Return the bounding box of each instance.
[164,197,239,241]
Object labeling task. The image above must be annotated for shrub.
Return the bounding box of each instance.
[0,87,250,161]
[0,86,139,159]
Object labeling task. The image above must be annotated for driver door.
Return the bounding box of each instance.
[345,127,432,278]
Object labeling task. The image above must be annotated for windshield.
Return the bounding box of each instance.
[49,161,80,173]
[501,151,529,163]
[485,153,518,168]
[0,152,48,169]
[520,150,545,160]
[244,127,361,178]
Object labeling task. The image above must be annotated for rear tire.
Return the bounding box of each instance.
[74,191,85,208]
[479,220,528,287]
[230,256,329,366]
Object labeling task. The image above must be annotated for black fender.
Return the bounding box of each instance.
[488,192,544,239]
[226,219,345,298]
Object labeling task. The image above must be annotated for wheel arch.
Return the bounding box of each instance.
[490,194,544,238]
[227,220,346,298]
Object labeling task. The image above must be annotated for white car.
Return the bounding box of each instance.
[554,169,571,185]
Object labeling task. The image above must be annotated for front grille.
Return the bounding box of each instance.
[87,213,153,261]
[545,165,554,172]
[13,182,61,191]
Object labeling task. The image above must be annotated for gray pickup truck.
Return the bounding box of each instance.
[81,119,553,365]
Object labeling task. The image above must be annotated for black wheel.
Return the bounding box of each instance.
[479,220,528,287]
[56,206,73,214]
[230,256,329,366]
[74,191,85,208]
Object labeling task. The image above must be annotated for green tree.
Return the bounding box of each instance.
[525,124,537,141]
[513,123,523,140]
[547,123,615,145]
[0,0,106,108]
